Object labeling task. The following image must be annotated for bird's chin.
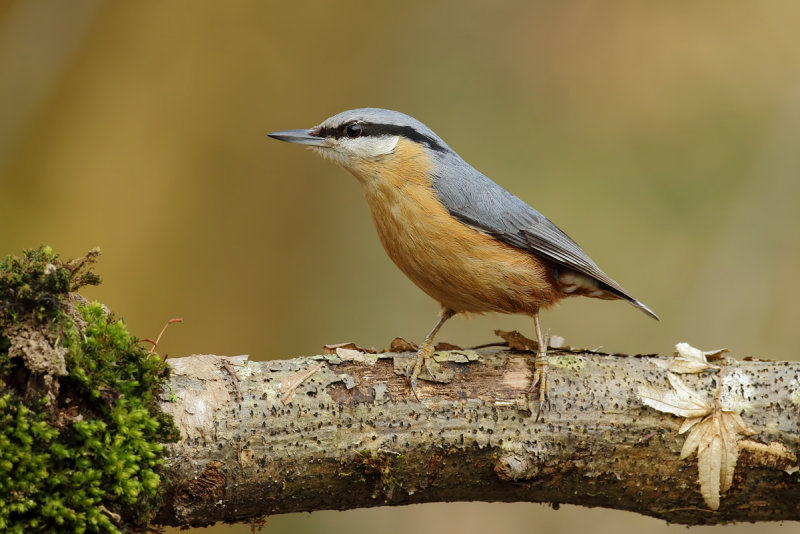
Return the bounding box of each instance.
[308,146,348,167]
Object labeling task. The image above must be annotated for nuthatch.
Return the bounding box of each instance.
[269,108,658,413]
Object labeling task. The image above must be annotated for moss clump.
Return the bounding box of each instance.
[352,449,404,501]
[0,245,99,325]
[0,246,178,533]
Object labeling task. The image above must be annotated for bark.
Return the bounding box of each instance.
[152,348,800,528]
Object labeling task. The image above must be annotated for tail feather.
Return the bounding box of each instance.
[629,298,660,321]
[558,269,659,321]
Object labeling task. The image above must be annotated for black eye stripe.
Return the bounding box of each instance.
[317,122,446,153]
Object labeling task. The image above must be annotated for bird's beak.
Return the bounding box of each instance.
[267,128,326,147]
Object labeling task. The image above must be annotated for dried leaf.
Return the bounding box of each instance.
[494,329,536,351]
[667,358,713,374]
[673,342,727,365]
[335,348,368,362]
[715,413,736,493]
[678,416,703,435]
[697,430,723,510]
[667,342,725,374]
[639,386,710,418]
[666,373,710,406]
[674,342,706,362]
[322,342,376,355]
[724,411,756,437]
[323,342,357,355]
[638,373,711,418]
[388,337,417,352]
[681,415,715,459]
[435,341,462,351]
[640,357,755,511]
[717,411,754,492]
[678,409,754,509]
[703,348,729,361]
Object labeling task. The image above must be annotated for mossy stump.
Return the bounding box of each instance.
[0,247,178,533]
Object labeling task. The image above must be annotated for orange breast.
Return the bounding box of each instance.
[347,139,564,315]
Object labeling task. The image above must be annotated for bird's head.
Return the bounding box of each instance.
[268,108,452,179]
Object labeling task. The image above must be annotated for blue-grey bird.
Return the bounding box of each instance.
[269,108,658,414]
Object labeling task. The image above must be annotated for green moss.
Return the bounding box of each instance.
[0,335,11,376]
[0,245,99,325]
[0,246,178,533]
[352,449,404,501]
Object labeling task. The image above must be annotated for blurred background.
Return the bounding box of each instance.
[1,1,798,532]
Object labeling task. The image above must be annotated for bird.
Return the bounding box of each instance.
[268,108,658,415]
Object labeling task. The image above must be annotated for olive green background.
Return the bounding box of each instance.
[1,1,798,533]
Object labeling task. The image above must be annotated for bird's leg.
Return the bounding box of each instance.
[408,309,455,399]
[530,312,550,419]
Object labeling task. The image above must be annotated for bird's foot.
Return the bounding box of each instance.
[529,350,550,420]
[407,342,436,400]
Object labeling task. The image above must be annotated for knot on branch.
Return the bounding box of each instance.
[175,461,227,513]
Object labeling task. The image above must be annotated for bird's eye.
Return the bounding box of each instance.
[345,123,362,138]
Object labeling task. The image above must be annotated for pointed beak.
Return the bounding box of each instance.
[267,128,326,147]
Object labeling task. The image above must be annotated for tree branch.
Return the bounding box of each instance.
[153,349,799,529]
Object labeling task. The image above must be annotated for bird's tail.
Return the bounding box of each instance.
[628,298,660,321]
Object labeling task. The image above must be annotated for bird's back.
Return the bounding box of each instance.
[426,146,658,319]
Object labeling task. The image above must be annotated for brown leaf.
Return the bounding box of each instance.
[335,348,369,362]
[494,330,536,351]
[388,337,417,352]
[323,342,358,355]
[703,348,729,361]
[322,342,376,355]
[435,341,462,351]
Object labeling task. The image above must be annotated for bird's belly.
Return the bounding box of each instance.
[363,184,563,314]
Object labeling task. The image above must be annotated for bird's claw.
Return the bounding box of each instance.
[424,356,435,380]
[405,363,420,400]
[409,377,420,400]
[529,352,550,420]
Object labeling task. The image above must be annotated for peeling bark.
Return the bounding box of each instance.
[152,350,800,528]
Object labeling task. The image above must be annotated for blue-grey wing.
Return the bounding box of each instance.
[430,162,655,317]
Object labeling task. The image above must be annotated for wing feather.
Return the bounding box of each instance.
[430,161,658,319]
